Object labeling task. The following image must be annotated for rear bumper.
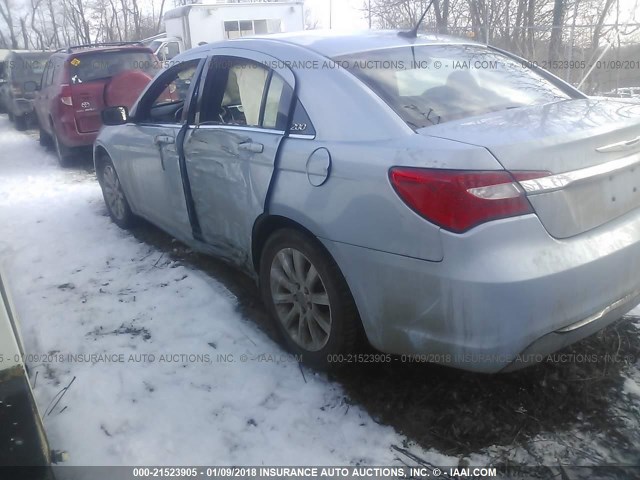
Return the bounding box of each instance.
[322,211,640,373]
[56,116,98,148]
[502,287,640,372]
[10,98,35,117]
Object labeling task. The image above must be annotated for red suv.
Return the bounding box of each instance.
[34,43,160,166]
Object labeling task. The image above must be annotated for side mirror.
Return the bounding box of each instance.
[101,106,130,126]
[23,80,39,93]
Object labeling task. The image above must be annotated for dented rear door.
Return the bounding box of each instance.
[183,49,296,268]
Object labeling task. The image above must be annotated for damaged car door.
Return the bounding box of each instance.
[124,58,203,238]
[182,51,295,268]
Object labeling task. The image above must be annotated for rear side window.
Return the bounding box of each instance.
[68,50,160,85]
[335,45,572,129]
[290,100,316,137]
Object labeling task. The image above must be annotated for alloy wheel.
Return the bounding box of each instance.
[270,248,332,352]
[102,164,126,221]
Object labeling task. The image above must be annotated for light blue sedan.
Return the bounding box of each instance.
[95,31,640,372]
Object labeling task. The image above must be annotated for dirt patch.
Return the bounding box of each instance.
[86,322,152,341]
[333,318,640,457]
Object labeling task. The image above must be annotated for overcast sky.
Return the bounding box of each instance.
[301,0,640,33]
[304,0,369,30]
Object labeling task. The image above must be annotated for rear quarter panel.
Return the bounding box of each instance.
[267,51,505,261]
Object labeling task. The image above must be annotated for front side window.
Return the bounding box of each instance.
[199,57,290,131]
[166,43,180,61]
[335,45,573,129]
[40,63,51,87]
[52,58,63,84]
[137,59,200,123]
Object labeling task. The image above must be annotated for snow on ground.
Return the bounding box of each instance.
[0,117,450,468]
[2,116,639,475]
[628,304,640,316]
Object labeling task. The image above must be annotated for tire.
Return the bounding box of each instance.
[53,130,73,167]
[39,124,52,147]
[98,156,136,229]
[14,114,27,131]
[7,110,14,122]
[259,228,360,370]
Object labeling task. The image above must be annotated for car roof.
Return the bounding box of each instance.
[8,50,52,59]
[192,30,480,59]
[57,45,154,57]
[258,30,477,56]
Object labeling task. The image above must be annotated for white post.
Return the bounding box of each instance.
[578,41,612,90]
[329,0,333,29]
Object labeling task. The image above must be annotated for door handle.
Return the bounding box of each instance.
[237,141,264,154]
[154,135,175,145]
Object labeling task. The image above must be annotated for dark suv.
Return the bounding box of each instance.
[34,43,160,165]
[0,51,51,130]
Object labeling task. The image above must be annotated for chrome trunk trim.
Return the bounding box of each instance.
[519,152,640,195]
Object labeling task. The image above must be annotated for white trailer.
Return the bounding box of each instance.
[154,0,304,62]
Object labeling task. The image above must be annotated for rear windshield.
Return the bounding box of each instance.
[9,53,50,81]
[335,45,572,128]
[69,50,160,85]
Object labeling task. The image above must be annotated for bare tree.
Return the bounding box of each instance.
[548,0,565,61]
[0,0,19,48]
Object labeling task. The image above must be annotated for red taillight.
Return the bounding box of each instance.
[389,168,550,233]
[60,84,73,106]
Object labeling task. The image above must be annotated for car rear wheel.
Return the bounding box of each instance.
[259,228,360,369]
[14,114,27,131]
[53,131,73,167]
[99,157,136,229]
[39,125,52,147]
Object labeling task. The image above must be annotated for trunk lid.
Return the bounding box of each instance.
[67,48,160,133]
[419,98,640,238]
[70,80,107,133]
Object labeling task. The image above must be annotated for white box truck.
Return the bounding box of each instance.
[150,0,305,63]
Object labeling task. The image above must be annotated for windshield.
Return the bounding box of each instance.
[69,50,160,85]
[148,40,163,53]
[10,53,50,81]
[335,45,573,128]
